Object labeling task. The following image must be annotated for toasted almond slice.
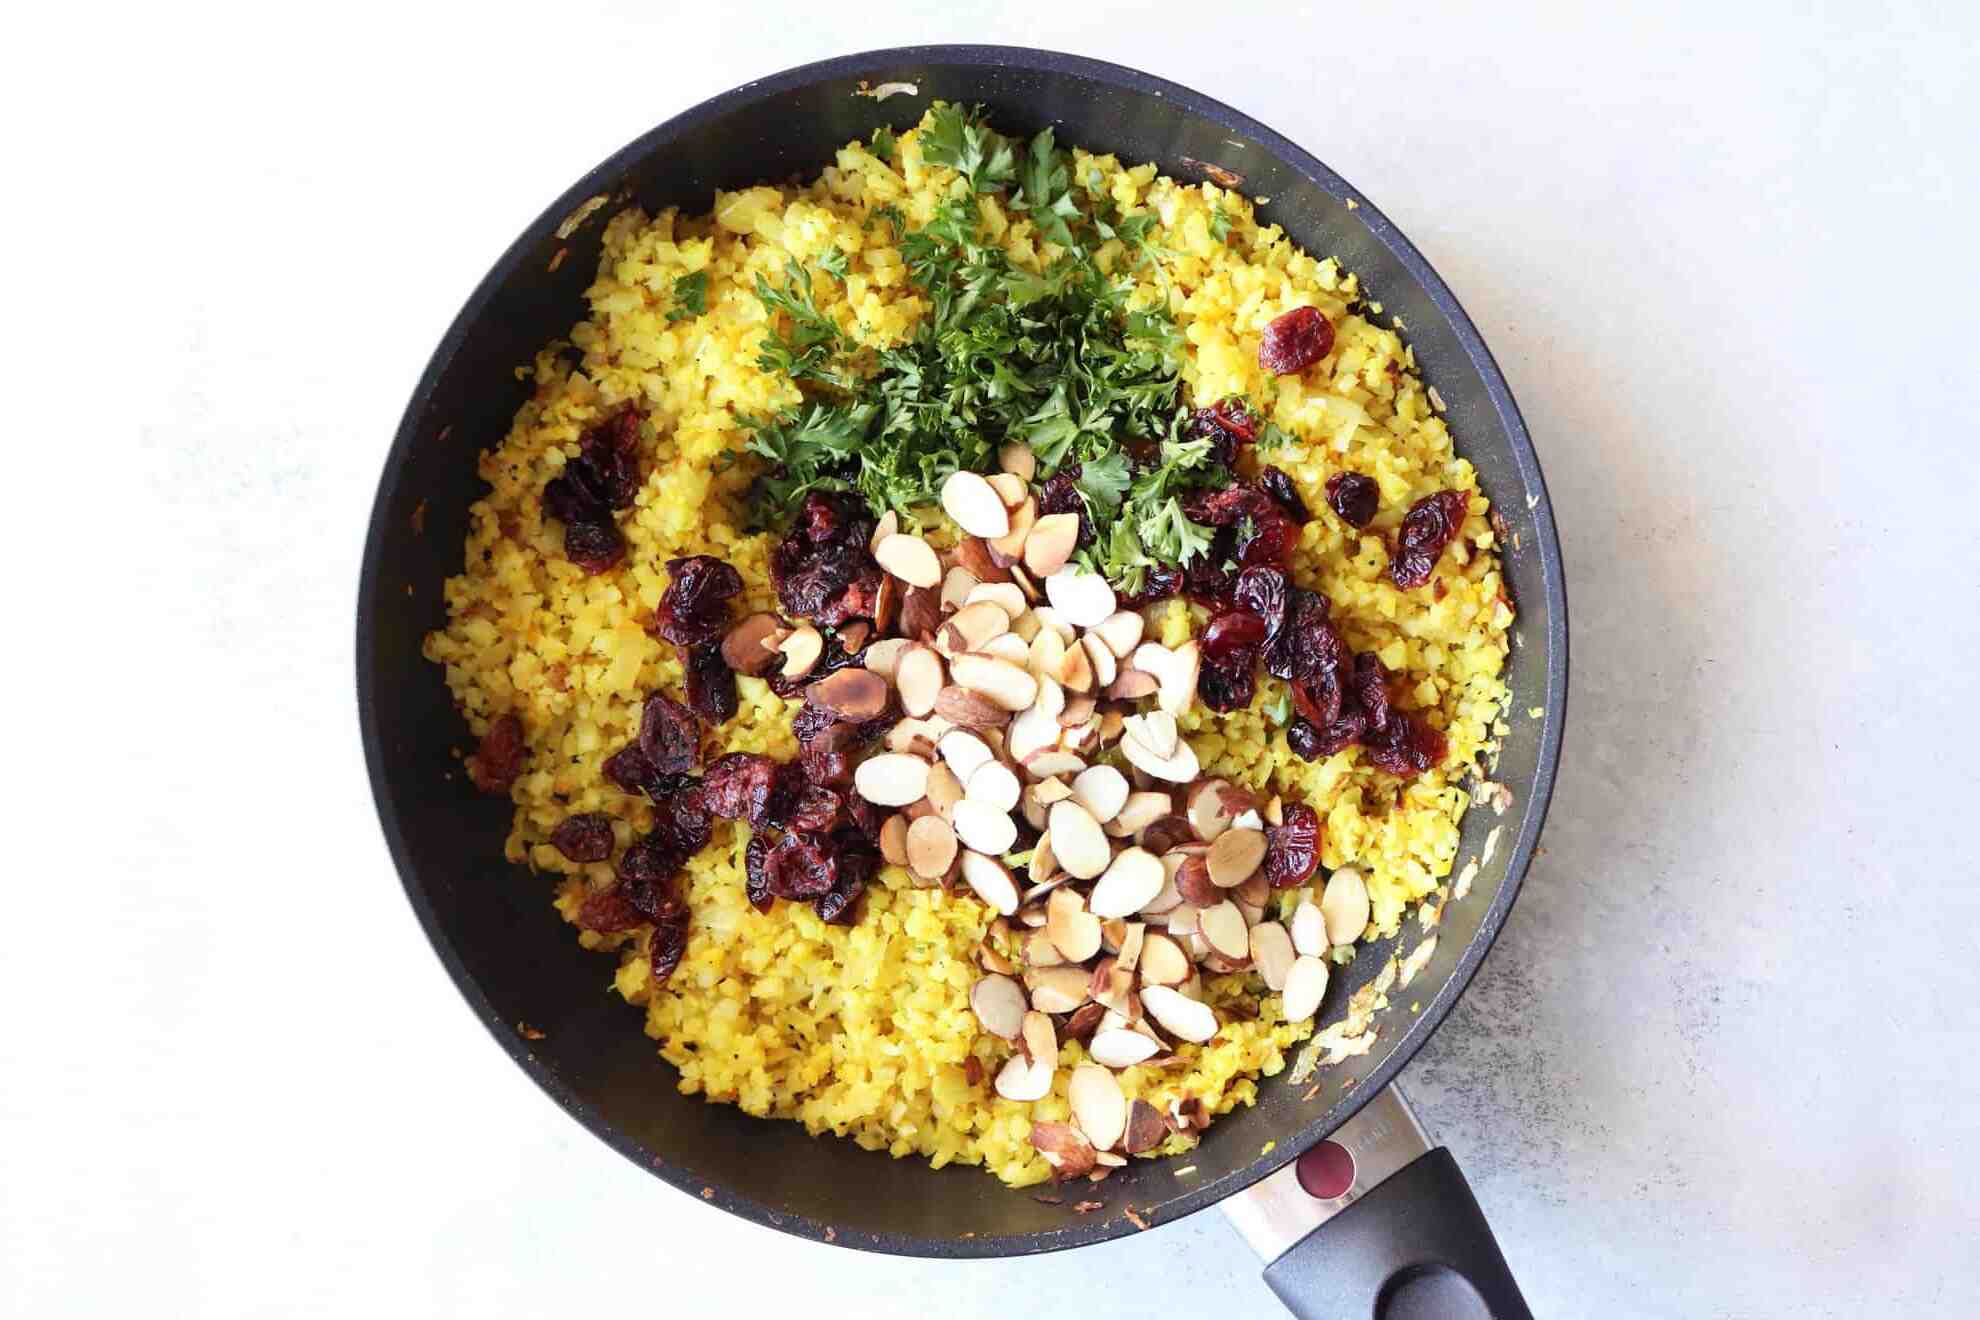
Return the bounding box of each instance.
[942,471,1012,538]
[1008,608,1042,643]
[1116,921,1146,974]
[1026,627,1067,683]
[873,574,899,635]
[971,973,1026,1039]
[994,1053,1053,1102]
[1020,793,1049,832]
[1186,780,1242,843]
[722,613,787,675]
[1007,702,1062,765]
[1321,867,1370,946]
[1098,709,1124,744]
[1047,887,1104,963]
[1174,853,1221,907]
[1081,634,1118,689]
[1123,1099,1166,1154]
[1029,776,1074,808]
[1235,871,1270,912]
[1088,1028,1160,1070]
[965,581,1028,619]
[1233,808,1265,832]
[1070,764,1130,825]
[1104,669,1159,701]
[1137,931,1191,985]
[982,470,1024,509]
[1161,641,1199,717]
[1057,636,1094,693]
[1027,963,1092,1014]
[1291,901,1326,958]
[1089,847,1165,919]
[1009,562,1042,603]
[907,815,959,880]
[941,565,981,612]
[1140,984,1218,1043]
[875,532,941,588]
[1020,675,1064,729]
[960,850,1020,915]
[1091,610,1145,660]
[953,799,1018,855]
[895,644,944,718]
[978,633,1030,665]
[1207,826,1267,887]
[1029,605,1077,646]
[1099,917,1127,955]
[1249,922,1296,991]
[779,624,824,679]
[1281,955,1329,1021]
[1198,900,1250,960]
[1044,567,1116,628]
[1048,800,1111,879]
[1068,1064,1129,1149]
[1140,870,1183,918]
[885,717,939,755]
[965,761,1022,813]
[1131,709,1179,759]
[869,509,899,553]
[1030,1120,1096,1174]
[808,668,888,721]
[838,621,871,653]
[1120,725,1200,783]
[989,497,1036,565]
[940,600,1012,656]
[1025,925,1065,968]
[1022,513,1080,578]
[951,653,1038,711]
[854,752,930,807]
[900,583,942,639]
[1088,955,1134,1014]
[998,442,1037,484]
[925,761,965,820]
[933,685,1007,729]
[863,636,911,680]
[879,813,910,866]
[1023,749,1087,779]
[1107,790,1171,839]
[938,729,995,784]
[976,940,1015,975]
[1058,1002,1104,1045]
[1058,693,1097,728]
[1020,1010,1059,1071]
[1140,815,1195,854]
[954,536,1011,585]
[1060,718,1101,757]
[1027,829,1060,886]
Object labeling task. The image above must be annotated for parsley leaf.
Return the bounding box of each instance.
[1208,204,1232,243]
[920,103,1018,193]
[665,270,707,323]
[753,259,854,389]
[817,247,849,281]
[869,124,896,161]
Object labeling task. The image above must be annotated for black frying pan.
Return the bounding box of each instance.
[357,46,1567,1317]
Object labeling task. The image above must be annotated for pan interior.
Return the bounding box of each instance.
[358,47,1564,1256]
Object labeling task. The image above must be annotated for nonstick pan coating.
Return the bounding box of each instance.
[357,45,1567,1256]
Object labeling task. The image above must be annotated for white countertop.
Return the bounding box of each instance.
[10,3,1980,1316]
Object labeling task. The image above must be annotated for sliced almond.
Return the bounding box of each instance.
[874,574,899,635]
[1116,921,1146,975]
[885,717,940,756]
[1123,1100,1167,1154]
[837,620,871,653]
[1098,709,1125,744]
[1207,826,1267,888]
[1030,1120,1096,1175]
[722,613,787,675]
[875,532,941,588]
[1139,870,1184,918]
[1023,749,1087,779]
[1290,901,1326,957]
[1058,694,1097,728]
[998,442,1037,484]
[1060,718,1101,757]
[1089,848,1166,919]
[863,636,911,680]
[978,633,1030,665]
[971,973,1027,1039]
[1025,926,1065,968]
[1047,800,1111,879]
[1008,608,1042,644]
[1140,815,1195,854]
[1137,931,1191,985]
[1022,674,1065,727]
[869,510,899,553]
[1199,900,1250,960]
[1009,563,1042,603]
[941,565,981,612]
[853,753,930,807]
[1091,611,1145,660]
[899,583,942,639]
[939,601,1009,657]
[1021,1009,1058,1068]
[778,624,824,680]
[954,536,1011,585]
[1007,702,1062,765]
[1120,723,1199,783]
[965,581,1028,620]
[894,644,945,718]
[1026,627,1068,684]
[994,1053,1054,1102]
[1108,790,1172,839]
[1249,922,1296,991]
[906,815,959,881]
[1044,568,1116,628]
[1235,871,1270,912]
[878,813,910,867]
[1057,636,1094,693]
[989,496,1036,565]
[1174,853,1221,907]
[807,668,888,721]
[1070,764,1130,825]
[1026,964,1092,1013]
[1133,641,1199,717]
[925,761,965,820]
[960,850,1020,915]
[1022,513,1080,578]
[953,800,1017,856]
[950,653,1038,712]
[976,940,1015,975]
[941,471,1011,539]
[1088,1028,1160,1070]
[1068,1064,1129,1149]
[1129,709,1178,759]
[1029,777,1073,807]
[1321,867,1371,946]
[1140,984,1219,1044]
[1047,887,1104,963]
[1104,669,1159,701]
[937,729,995,784]
[983,470,1026,509]
[1187,780,1241,843]
[1029,605,1078,646]
[1088,956,1135,1014]
[933,684,1006,729]
[1081,634,1119,689]
[1281,955,1329,1021]
[965,761,1022,814]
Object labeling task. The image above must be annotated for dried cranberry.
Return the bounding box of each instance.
[1360,710,1449,777]
[470,713,525,794]
[785,785,845,834]
[1351,653,1393,733]
[797,721,858,786]
[653,555,743,645]
[1236,507,1297,569]
[815,848,875,925]
[1313,709,1370,759]
[764,831,837,900]
[1389,490,1470,590]
[1184,547,1237,611]
[701,752,789,829]
[771,494,883,624]
[541,474,596,527]
[562,517,626,574]
[1266,590,1344,683]
[1325,472,1380,529]
[744,833,775,913]
[799,493,844,543]
[576,886,645,933]
[844,791,888,844]
[638,695,702,775]
[1201,610,1268,662]
[1286,719,1322,761]
[1120,563,1184,608]
[550,813,614,863]
[1258,306,1335,376]
[602,743,654,794]
[575,410,645,511]
[1263,802,1323,889]
[650,783,713,861]
[1186,399,1257,470]
[791,701,837,745]
[1197,657,1257,713]
[647,900,691,983]
[1183,483,1267,528]
[1260,467,1311,523]
[1291,667,1344,730]
[680,643,738,726]
[615,834,681,918]
[1233,567,1289,642]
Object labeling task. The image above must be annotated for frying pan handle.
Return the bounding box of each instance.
[1223,1084,1531,1319]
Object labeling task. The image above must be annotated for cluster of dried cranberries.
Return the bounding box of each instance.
[542,409,646,574]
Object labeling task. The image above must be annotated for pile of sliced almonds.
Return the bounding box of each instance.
[725,459,1368,1181]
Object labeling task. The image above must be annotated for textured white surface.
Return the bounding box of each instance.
[7,3,1979,1316]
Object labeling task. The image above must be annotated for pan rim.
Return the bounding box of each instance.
[356,42,1569,1258]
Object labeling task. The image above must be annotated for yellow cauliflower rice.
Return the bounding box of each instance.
[423,107,1512,1187]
